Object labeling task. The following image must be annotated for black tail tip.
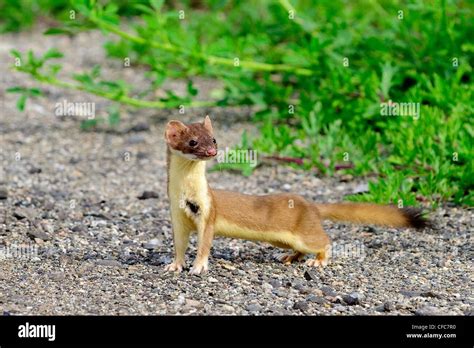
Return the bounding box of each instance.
[401,207,431,229]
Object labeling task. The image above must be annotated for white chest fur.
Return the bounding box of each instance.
[168,153,211,223]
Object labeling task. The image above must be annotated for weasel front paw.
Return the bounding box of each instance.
[165,261,185,273]
[189,262,208,275]
[305,258,328,268]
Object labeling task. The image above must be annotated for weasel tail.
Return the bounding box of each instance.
[314,203,428,229]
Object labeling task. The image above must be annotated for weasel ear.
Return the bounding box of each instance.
[203,115,213,133]
[165,120,187,144]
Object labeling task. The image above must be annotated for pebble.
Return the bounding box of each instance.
[293,301,309,311]
[126,134,146,144]
[71,225,86,233]
[137,191,159,200]
[342,292,364,305]
[185,299,203,308]
[383,301,394,312]
[0,188,7,200]
[269,279,281,288]
[13,207,38,221]
[415,305,443,316]
[27,229,51,241]
[246,304,261,313]
[143,238,161,250]
[221,304,235,313]
[28,167,42,174]
[96,260,122,267]
[321,286,337,297]
[307,295,327,304]
[127,122,150,133]
[304,270,318,281]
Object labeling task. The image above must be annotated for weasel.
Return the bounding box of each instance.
[164,116,429,274]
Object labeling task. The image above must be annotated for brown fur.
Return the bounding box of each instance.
[164,116,430,274]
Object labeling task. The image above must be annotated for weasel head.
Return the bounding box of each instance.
[165,115,218,161]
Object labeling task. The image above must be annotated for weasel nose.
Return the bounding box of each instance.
[206,148,217,156]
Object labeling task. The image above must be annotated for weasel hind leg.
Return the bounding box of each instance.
[270,241,306,264]
[279,251,306,264]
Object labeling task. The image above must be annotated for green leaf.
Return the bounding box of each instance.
[10,49,21,59]
[28,88,42,96]
[6,86,26,93]
[149,0,164,12]
[187,80,198,96]
[16,94,27,111]
[107,107,121,127]
[43,48,64,61]
[80,119,99,131]
[43,28,74,35]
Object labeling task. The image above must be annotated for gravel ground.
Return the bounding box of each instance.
[0,26,472,316]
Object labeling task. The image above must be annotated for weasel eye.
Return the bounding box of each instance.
[189,140,198,147]
[213,138,217,144]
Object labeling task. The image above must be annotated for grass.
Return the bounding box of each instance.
[3,0,473,207]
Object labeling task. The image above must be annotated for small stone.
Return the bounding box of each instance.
[143,238,161,250]
[176,295,185,305]
[293,301,309,311]
[339,174,353,182]
[137,191,159,200]
[304,270,318,281]
[246,304,261,313]
[127,122,150,133]
[71,225,86,233]
[262,283,273,291]
[415,305,442,316]
[40,221,54,234]
[13,207,38,220]
[269,279,281,288]
[222,263,236,271]
[185,299,203,308]
[96,259,122,267]
[307,295,327,304]
[126,134,146,144]
[0,188,7,200]
[400,290,421,298]
[221,304,234,312]
[420,291,441,298]
[208,277,218,283]
[321,286,337,297]
[342,292,363,305]
[48,272,65,281]
[274,289,287,297]
[383,301,394,312]
[83,212,111,220]
[352,182,369,194]
[27,229,51,241]
[28,167,42,174]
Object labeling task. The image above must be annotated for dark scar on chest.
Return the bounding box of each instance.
[186,200,200,215]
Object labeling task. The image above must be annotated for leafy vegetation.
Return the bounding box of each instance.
[4,0,473,206]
